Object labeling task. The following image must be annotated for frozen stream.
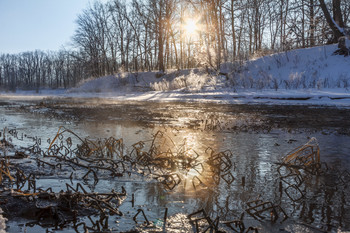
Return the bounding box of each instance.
[0,98,350,232]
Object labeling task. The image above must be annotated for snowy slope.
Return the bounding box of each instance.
[239,44,350,89]
[68,44,350,92]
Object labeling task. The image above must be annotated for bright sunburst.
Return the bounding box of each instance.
[183,18,198,37]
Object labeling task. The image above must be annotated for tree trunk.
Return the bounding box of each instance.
[157,0,165,72]
[230,0,236,59]
[319,0,344,43]
[333,0,345,28]
[309,0,315,46]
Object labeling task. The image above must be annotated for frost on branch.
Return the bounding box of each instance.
[333,36,350,56]
[333,27,350,57]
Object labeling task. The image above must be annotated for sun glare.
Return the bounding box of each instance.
[183,18,198,37]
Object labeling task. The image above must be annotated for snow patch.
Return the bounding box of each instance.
[0,208,7,233]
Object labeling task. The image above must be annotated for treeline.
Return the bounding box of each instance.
[0,50,88,91]
[0,0,349,91]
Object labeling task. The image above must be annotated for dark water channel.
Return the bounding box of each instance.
[0,98,350,232]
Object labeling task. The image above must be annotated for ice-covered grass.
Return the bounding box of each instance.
[0,208,6,233]
[67,68,219,94]
[150,69,218,92]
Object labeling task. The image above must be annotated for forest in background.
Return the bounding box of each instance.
[0,0,349,91]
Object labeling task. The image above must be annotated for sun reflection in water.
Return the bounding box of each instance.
[149,130,219,193]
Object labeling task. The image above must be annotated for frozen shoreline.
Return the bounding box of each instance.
[1,88,350,108]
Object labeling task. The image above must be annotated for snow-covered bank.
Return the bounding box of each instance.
[1,44,350,107]
[240,44,350,90]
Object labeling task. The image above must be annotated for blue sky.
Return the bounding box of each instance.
[0,0,103,54]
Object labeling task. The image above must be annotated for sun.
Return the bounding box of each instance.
[183,18,198,37]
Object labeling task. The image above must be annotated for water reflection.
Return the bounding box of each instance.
[1,101,350,232]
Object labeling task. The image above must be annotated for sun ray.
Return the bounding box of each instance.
[182,18,199,38]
